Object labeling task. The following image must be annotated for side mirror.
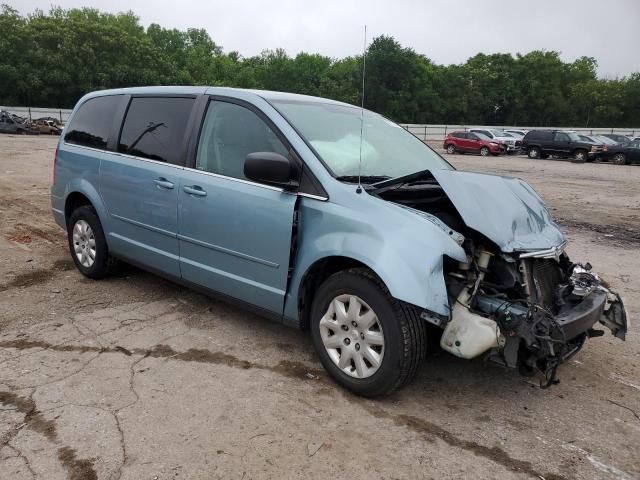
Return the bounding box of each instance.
[244,152,298,190]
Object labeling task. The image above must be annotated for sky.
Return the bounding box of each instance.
[10,0,640,78]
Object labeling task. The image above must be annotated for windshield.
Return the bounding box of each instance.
[271,99,452,179]
[593,136,617,145]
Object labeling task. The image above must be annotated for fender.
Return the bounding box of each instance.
[284,197,466,321]
[63,176,111,235]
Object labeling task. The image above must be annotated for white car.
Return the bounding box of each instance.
[505,129,527,139]
[470,129,519,152]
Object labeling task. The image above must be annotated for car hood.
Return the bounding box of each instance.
[431,169,565,252]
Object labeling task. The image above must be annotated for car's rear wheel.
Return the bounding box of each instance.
[612,153,627,165]
[480,146,490,156]
[527,147,540,159]
[310,268,426,397]
[446,144,456,154]
[67,205,119,279]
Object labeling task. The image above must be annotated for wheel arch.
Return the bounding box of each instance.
[63,179,109,231]
[294,255,384,330]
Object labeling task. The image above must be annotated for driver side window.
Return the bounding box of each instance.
[196,101,289,180]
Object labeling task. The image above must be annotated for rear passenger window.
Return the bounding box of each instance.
[196,101,289,180]
[118,97,194,164]
[554,132,569,141]
[65,96,120,149]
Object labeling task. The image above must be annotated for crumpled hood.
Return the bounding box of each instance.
[431,169,565,252]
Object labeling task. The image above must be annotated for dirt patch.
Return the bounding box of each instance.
[0,259,76,292]
[6,223,62,245]
[556,217,640,247]
[0,269,55,292]
[57,446,98,480]
[0,340,327,381]
[6,233,33,244]
[0,391,58,442]
[362,404,567,480]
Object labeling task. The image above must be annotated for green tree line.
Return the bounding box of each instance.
[1,5,639,126]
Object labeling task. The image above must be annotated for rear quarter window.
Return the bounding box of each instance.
[64,95,120,149]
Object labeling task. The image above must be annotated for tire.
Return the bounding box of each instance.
[310,268,426,397]
[446,144,456,154]
[480,146,490,157]
[573,149,588,163]
[67,205,119,279]
[527,147,540,159]
[612,153,627,165]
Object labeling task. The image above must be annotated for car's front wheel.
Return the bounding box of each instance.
[573,149,588,163]
[310,269,426,397]
[67,205,119,278]
[480,146,490,156]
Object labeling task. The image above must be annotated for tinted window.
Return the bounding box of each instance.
[554,132,569,141]
[451,132,464,138]
[65,96,120,149]
[196,101,289,180]
[528,131,552,140]
[468,133,479,140]
[118,97,194,164]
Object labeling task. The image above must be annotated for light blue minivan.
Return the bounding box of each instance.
[52,87,627,395]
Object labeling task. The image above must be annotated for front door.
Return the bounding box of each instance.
[466,133,482,152]
[178,99,297,314]
[551,132,571,155]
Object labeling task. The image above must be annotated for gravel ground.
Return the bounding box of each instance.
[0,135,638,480]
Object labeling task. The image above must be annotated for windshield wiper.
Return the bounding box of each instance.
[335,175,390,184]
[368,169,433,193]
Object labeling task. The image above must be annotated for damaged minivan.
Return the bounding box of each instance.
[52,87,628,396]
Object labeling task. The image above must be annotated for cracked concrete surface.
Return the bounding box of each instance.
[1,135,639,479]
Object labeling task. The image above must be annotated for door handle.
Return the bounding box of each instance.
[154,178,174,189]
[183,185,207,197]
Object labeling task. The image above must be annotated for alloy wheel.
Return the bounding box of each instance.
[72,220,96,268]
[319,294,385,379]
[612,153,627,165]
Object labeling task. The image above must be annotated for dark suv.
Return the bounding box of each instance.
[521,130,598,162]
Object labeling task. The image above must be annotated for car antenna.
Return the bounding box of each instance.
[356,25,367,194]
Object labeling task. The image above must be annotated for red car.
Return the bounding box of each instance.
[443,131,504,156]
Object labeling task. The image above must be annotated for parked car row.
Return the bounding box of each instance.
[521,130,640,165]
[443,127,639,165]
[0,110,63,135]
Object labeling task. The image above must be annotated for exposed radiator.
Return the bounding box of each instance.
[530,259,563,311]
